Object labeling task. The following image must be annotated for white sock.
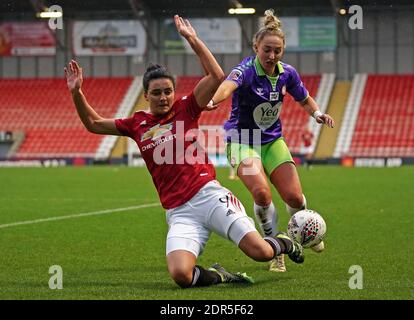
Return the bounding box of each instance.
[254,202,278,237]
[286,194,307,216]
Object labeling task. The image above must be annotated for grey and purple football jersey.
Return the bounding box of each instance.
[224,56,309,145]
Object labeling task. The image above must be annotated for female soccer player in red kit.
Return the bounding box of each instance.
[65,15,304,288]
[301,126,315,169]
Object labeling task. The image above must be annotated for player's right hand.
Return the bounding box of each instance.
[64,60,83,93]
[205,99,219,111]
[316,113,335,128]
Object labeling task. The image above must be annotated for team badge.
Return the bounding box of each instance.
[229,69,242,81]
[270,92,279,101]
[141,123,173,142]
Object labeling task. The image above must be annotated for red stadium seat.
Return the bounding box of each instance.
[348,75,414,157]
[0,78,133,158]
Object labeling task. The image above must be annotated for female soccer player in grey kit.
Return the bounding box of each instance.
[65,15,304,288]
[211,10,335,272]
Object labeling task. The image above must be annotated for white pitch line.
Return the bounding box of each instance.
[0,203,160,229]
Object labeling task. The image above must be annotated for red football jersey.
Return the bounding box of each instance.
[302,131,314,148]
[115,93,216,209]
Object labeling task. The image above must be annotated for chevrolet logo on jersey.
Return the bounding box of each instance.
[141,123,173,142]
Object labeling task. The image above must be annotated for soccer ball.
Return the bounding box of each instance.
[287,209,326,248]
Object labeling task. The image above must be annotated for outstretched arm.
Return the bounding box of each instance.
[300,96,335,128]
[174,15,225,109]
[65,60,122,135]
[209,80,238,109]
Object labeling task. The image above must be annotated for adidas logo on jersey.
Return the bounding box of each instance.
[226,209,236,216]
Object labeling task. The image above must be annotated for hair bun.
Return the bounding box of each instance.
[146,63,164,73]
[264,8,282,30]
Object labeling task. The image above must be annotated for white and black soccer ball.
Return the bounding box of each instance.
[287,209,326,248]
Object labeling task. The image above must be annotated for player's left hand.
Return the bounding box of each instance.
[315,113,335,128]
[174,15,196,40]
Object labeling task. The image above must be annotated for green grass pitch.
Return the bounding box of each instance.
[0,166,413,300]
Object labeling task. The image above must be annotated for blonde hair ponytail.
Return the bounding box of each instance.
[263,9,282,30]
[253,9,285,47]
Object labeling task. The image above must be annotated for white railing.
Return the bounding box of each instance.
[95,76,142,160]
[333,73,367,157]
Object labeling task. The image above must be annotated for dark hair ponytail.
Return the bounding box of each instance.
[143,63,176,92]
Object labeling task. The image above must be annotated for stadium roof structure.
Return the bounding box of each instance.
[1,0,413,19]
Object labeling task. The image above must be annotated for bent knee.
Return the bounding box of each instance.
[284,193,305,209]
[169,268,194,288]
[250,186,272,205]
[254,245,275,261]
[244,242,274,262]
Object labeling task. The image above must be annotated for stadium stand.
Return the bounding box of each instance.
[110,82,148,159]
[279,75,322,154]
[0,77,134,158]
[314,80,352,158]
[301,73,335,156]
[334,74,367,158]
[335,75,414,157]
[349,75,414,157]
[95,76,142,159]
[4,73,413,161]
